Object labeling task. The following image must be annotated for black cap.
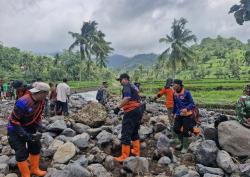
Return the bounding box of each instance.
[116,73,130,81]
[165,78,173,87]
[173,79,183,86]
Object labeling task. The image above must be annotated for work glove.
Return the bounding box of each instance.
[113,107,120,115]
[30,132,42,142]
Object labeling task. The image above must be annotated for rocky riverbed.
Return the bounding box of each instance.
[0,94,250,177]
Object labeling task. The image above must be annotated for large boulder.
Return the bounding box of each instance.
[218,120,250,156]
[70,102,107,128]
[216,150,238,174]
[53,142,76,164]
[64,164,91,177]
[195,140,218,167]
[156,134,171,157]
[123,157,149,175]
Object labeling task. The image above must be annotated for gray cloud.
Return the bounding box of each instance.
[0,0,249,56]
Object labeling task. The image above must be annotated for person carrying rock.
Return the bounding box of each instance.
[236,84,250,128]
[7,82,49,177]
[173,79,196,153]
[113,73,143,162]
[154,78,174,132]
[96,81,109,105]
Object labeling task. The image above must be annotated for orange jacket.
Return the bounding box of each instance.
[157,87,174,109]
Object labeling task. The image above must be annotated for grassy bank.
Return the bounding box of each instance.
[68,79,249,108]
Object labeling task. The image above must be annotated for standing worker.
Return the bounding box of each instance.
[96,81,109,105]
[154,78,174,132]
[3,82,9,100]
[56,78,70,116]
[7,82,50,177]
[113,73,143,162]
[173,79,196,153]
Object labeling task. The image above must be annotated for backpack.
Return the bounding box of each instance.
[96,89,103,101]
[192,106,201,125]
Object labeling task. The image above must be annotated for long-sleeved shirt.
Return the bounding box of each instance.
[173,88,195,116]
[56,82,70,102]
[157,87,174,109]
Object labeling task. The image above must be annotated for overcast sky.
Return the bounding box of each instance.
[0,0,249,56]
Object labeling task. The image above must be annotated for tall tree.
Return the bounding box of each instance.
[229,0,250,25]
[69,21,112,80]
[159,18,197,78]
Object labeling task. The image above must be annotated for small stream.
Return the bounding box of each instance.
[78,90,98,102]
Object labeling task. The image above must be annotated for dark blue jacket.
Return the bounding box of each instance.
[173,88,195,116]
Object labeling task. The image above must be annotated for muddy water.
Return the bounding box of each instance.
[78,90,98,102]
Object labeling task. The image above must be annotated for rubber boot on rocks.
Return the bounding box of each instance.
[17,161,30,177]
[131,140,140,157]
[181,137,189,154]
[114,144,130,162]
[175,134,183,151]
[29,154,46,176]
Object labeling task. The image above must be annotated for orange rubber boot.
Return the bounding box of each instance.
[29,154,46,176]
[17,161,30,177]
[131,140,140,157]
[114,144,130,162]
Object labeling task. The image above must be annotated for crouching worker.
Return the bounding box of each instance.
[113,73,143,162]
[173,79,196,153]
[7,82,50,177]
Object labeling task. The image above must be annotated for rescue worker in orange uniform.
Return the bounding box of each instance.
[113,73,143,162]
[154,79,174,133]
[7,82,49,177]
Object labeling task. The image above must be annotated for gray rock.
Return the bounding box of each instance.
[123,157,149,175]
[158,156,171,166]
[88,163,111,177]
[218,121,250,156]
[157,134,171,156]
[216,150,238,174]
[44,168,70,177]
[1,136,8,146]
[139,126,153,140]
[195,140,218,166]
[196,164,224,176]
[61,128,76,137]
[53,142,76,164]
[41,133,54,148]
[44,139,64,157]
[72,123,90,134]
[182,170,200,177]
[72,155,88,167]
[174,165,189,177]
[153,122,167,133]
[48,120,67,132]
[87,128,102,138]
[104,155,115,171]
[96,130,112,146]
[203,174,222,177]
[55,135,72,143]
[239,163,250,176]
[48,116,65,123]
[72,133,90,149]
[0,155,9,164]
[5,173,18,177]
[8,156,17,168]
[189,139,202,152]
[0,174,3,177]
[0,163,8,174]
[65,164,91,177]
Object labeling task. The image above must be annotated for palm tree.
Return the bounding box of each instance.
[159,18,197,78]
[69,21,97,81]
[69,21,113,80]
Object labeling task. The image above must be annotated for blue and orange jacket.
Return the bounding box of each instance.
[122,83,141,112]
[9,94,45,127]
[173,88,195,116]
